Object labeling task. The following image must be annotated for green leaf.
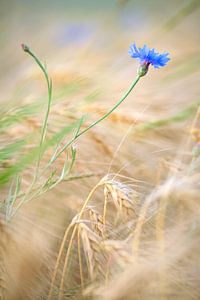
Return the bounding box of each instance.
[0,122,78,186]
[0,140,26,163]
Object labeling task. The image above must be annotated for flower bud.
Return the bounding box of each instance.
[21,44,30,52]
[138,62,150,77]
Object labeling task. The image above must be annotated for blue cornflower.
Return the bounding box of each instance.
[129,43,170,76]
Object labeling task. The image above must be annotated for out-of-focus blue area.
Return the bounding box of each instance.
[55,22,97,46]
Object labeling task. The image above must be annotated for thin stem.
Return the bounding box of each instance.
[47,224,73,300]
[8,45,53,221]
[22,44,52,180]
[77,226,84,289]
[52,75,141,162]
[76,75,140,138]
[11,45,53,221]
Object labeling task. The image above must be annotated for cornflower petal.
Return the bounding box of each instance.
[129,42,170,74]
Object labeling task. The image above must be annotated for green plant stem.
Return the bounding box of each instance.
[13,45,140,221]
[7,45,53,221]
[52,75,141,162]
[23,45,52,180]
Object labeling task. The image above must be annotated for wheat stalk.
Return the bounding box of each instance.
[57,181,103,300]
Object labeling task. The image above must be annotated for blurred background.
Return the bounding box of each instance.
[0,1,200,299]
[1,0,200,103]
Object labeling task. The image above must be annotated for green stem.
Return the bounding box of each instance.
[52,75,141,162]
[22,44,52,179]
[9,45,53,221]
[14,45,140,220]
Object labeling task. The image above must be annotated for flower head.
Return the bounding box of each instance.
[129,43,170,76]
